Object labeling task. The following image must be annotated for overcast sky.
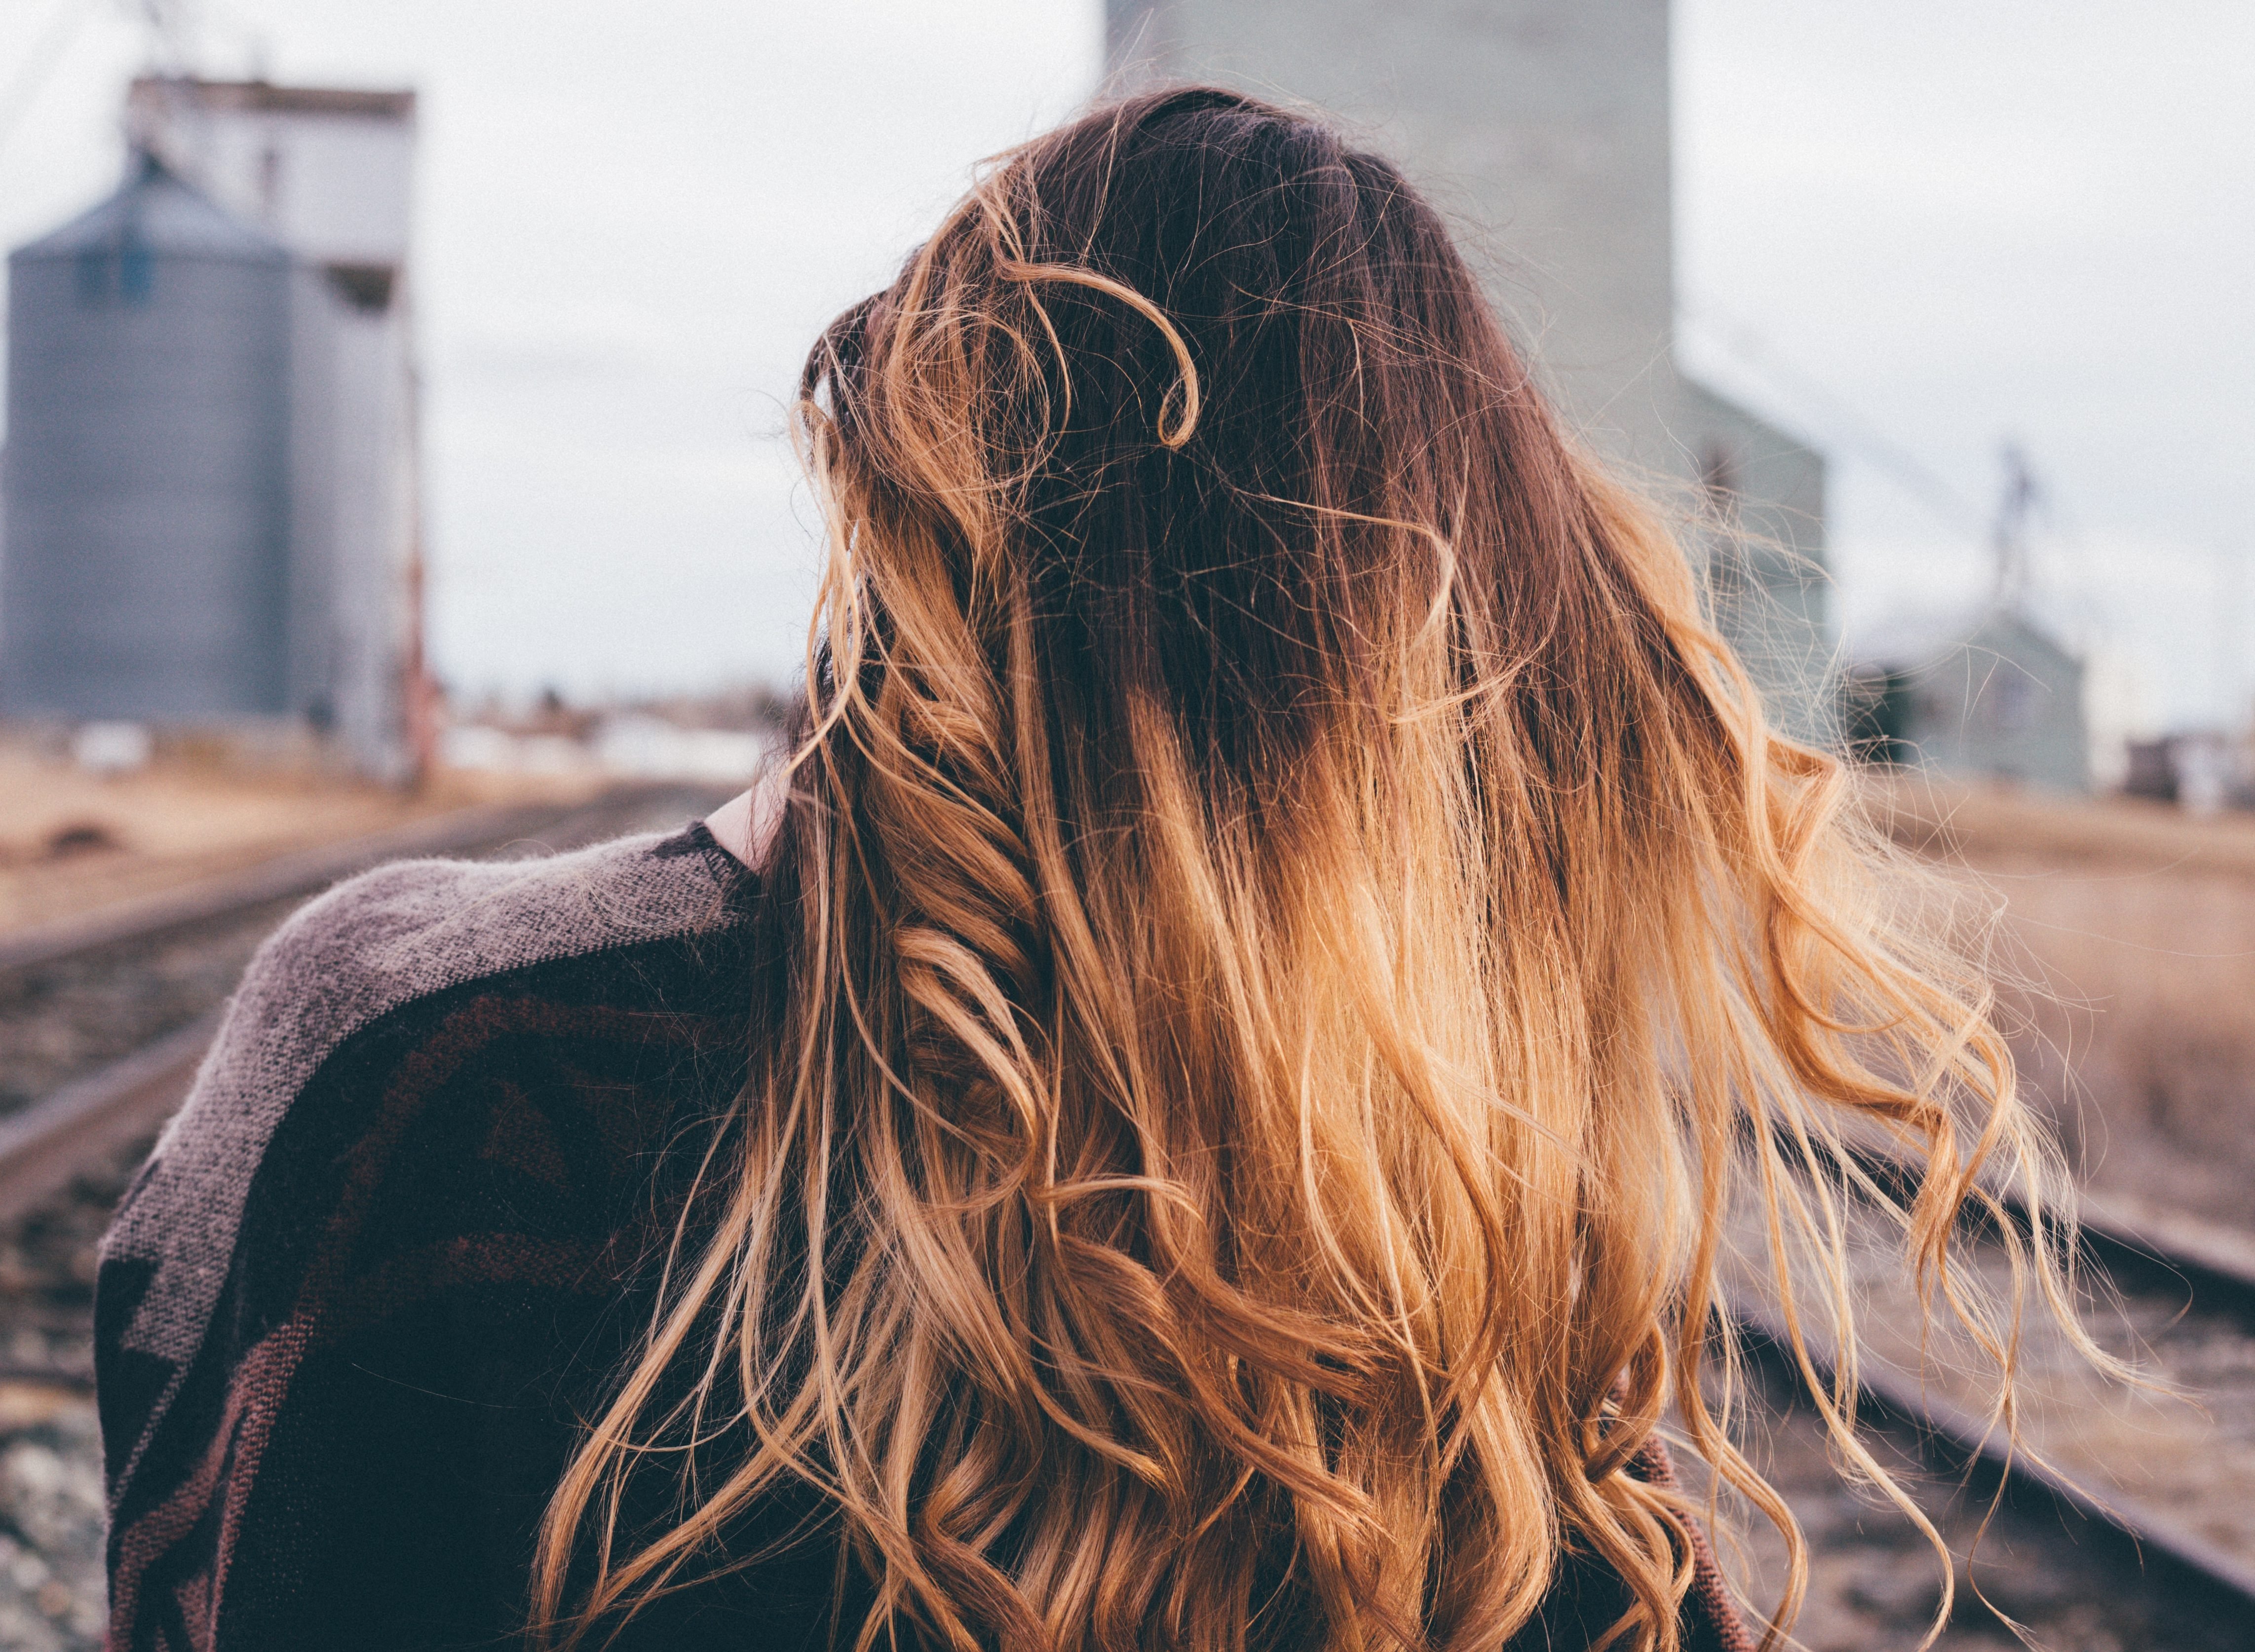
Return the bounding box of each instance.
[1677,0,2254,733]
[2,0,2249,727]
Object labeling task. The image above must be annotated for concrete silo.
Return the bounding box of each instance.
[1106,0,1835,742]
[1,152,296,720]
[127,77,425,781]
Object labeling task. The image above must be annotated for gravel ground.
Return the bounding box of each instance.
[0,1143,146,1652]
[1694,1355,2251,1651]
[0,883,268,1648]
[0,1398,108,1652]
[0,899,303,1120]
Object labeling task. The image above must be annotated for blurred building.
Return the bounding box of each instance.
[2123,731,2242,815]
[1841,449,2098,795]
[1843,608,2090,793]
[3,155,295,721]
[1106,0,1833,739]
[0,77,424,779]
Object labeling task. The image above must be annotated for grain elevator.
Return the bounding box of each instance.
[1106,0,1835,741]
[1,77,424,779]
[3,155,294,720]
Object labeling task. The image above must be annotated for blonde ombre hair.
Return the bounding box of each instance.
[534,88,2085,1652]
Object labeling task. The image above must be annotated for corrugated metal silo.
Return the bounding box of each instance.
[1,153,295,719]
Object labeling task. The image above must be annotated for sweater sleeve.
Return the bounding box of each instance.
[1630,1435,1759,1652]
[94,830,752,1652]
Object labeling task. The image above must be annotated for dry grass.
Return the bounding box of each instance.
[1866,774,2255,1232]
[0,740,604,938]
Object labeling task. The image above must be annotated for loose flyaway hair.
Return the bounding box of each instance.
[532,86,2097,1652]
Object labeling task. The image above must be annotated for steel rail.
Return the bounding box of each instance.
[2070,1195,2255,1323]
[1726,1287,2255,1622]
[0,1010,219,1227]
[0,798,580,976]
[1725,1141,2255,1621]
[0,781,734,1220]
[1843,1134,2255,1318]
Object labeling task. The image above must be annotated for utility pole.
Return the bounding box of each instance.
[137,0,200,73]
[2219,543,2247,734]
[1990,441,2037,615]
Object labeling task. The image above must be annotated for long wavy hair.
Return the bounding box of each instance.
[533,87,2088,1652]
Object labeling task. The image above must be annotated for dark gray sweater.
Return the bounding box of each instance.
[96,823,1752,1652]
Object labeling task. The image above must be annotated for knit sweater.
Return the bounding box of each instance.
[95,824,1755,1652]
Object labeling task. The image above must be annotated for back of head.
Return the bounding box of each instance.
[539,87,2069,1652]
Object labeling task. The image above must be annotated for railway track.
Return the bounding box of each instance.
[0,783,737,1106]
[1714,1178,2255,1651]
[0,794,2250,1649]
[0,781,733,1650]
[0,781,734,1180]
[0,797,574,977]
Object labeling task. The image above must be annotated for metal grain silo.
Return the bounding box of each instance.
[1,152,295,719]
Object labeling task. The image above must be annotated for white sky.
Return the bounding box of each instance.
[1677,0,2254,731]
[1,0,2248,727]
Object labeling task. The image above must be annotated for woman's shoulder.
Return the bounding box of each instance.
[130,816,751,1217]
[158,820,750,1153]
[242,818,750,1034]
[95,823,761,1633]
[95,825,753,1481]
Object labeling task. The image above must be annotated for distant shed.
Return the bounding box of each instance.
[1845,608,2089,793]
[2,155,295,719]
